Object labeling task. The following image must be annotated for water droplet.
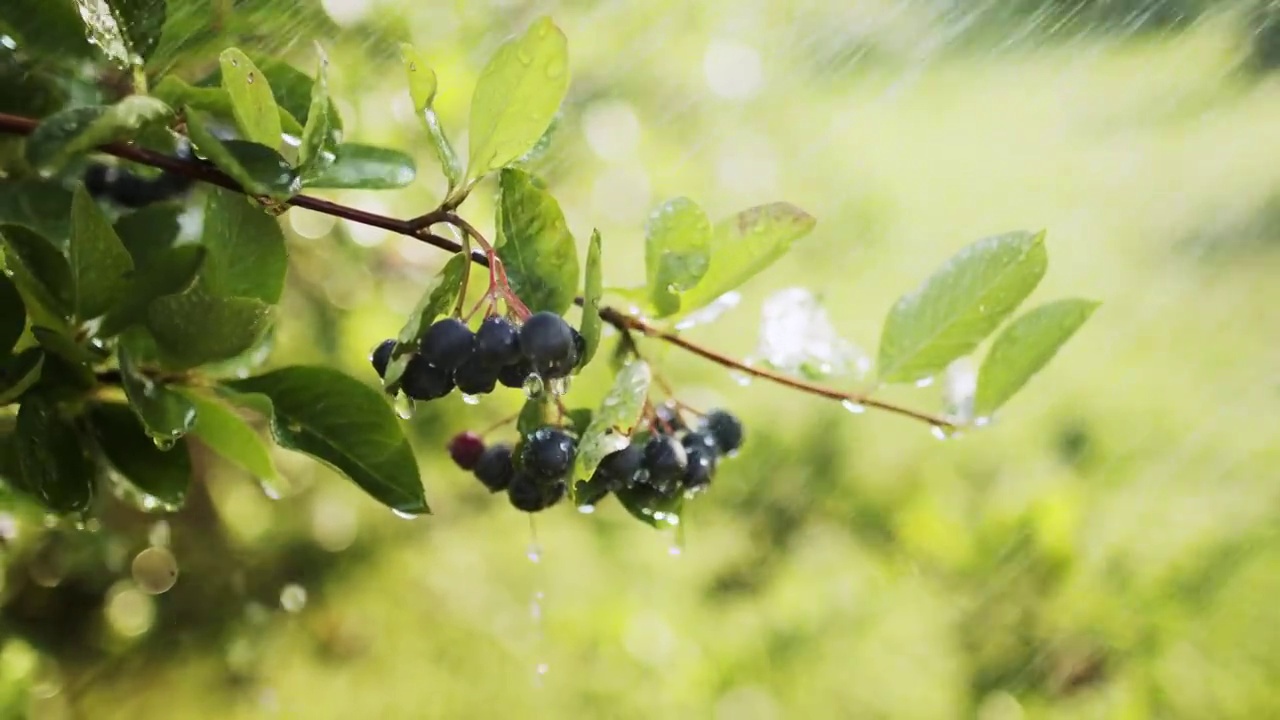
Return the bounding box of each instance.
[279,583,307,613]
[132,546,178,595]
[529,592,543,621]
[841,399,866,414]
[526,543,541,564]
[915,376,935,389]
[522,373,544,398]
[930,425,956,441]
[461,393,480,406]
[246,72,255,84]
[548,376,571,397]
[408,61,417,72]
[535,662,549,677]
[147,520,170,548]
[577,505,595,514]
[668,544,682,556]
[105,581,156,637]
[973,416,993,428]
[730,371,753,387]
[393,392,416,419]
[151,435,176,451]
[391,509,420,520]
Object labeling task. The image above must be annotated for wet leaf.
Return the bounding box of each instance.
[24,97,173,173]
[465,16,569,183]
[99,244,205,337]
[32,326,106,365]
[302,144,416,190]
[223,366,427,515]
[518,396,551,436]
[154,76,303,135]
[0,0,93,59]
[496,168,578,315]
[86,0,167,63]
[199,54,343,146]
[678,202,816,315]
[178,387,282,487]
[185,108,300,199]
[0,349,43,406]
[297,49,334,175]
[15,393,95,512]
[0,272,24,355]
[974,299,1099,417]
[400,44,461,190]
[118,345,196,443]
[384,254,467,389]
[878,231,1048,385]
[88,402,190,506]
[615,485,682,530]
[198,187,287,303]
[570,360,650,501]
[147,291,272,369]
[0,180,74,244]
[645,197,711,318]
[219,48,283,149]
[70,184,134,320]
[0,225,72,328]
[578,229,603,370]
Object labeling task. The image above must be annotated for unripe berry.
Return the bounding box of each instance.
[420,318,475,371]
[447,431,486,471]
[400,355,454,401]
[473,444,514,492]
[704,409,744,453]
[474,316,522,367]
[370,339,396,378]
[519,312,574,367]
[507,472,565,512]
[521,427,577,479]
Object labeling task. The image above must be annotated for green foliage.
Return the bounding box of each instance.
[100,0,167,64]
[400,44,461,190]
[146,291,272,369]
[88,402,190,506]
[974,299,1099,417]
[571,360,651,499]
[0,273,24,354]
[0,224,73,326]
[303,144,416,190]
[645,197,711,318]
[198,188,287,303]
[578,230,604,369]
[117,346,196,444]
[185,108,299,198]
[69,185,134,321]
[386,253,467,389]
[219,48,283,149]
[0,180,73,242]
[0,350,42,405]
[179,388,283,487]
[297,52,334,176]
[14,394,94,512]
[25,96,172,173]
[496,167,579,315]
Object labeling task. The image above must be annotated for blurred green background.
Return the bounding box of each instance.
[4,0,1280,718]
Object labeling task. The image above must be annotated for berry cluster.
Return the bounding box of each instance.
[371,311,585,402]
[446,406,744,514]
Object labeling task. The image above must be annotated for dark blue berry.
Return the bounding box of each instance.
[498,358,534,389]
[84,164,112,197]
[704,410,744,453]
[420,318,475,371]
[642,435,687,492]
[681,431,717,455]
[519,312,574,367]
[595,443,644,490]
[520,427,576,479]
[507,472,565,512]
[370,339,395,378]
[475,316,522,367]
[453,355,499,395]
[682,446,716,493]
[473,444,514,492]
[400,355,454,401]
[448,431,486,471]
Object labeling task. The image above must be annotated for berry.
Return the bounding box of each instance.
[681,431,717,455]
[571,328,586,368]
[400,355,454,401]
[655,402,687,434]
[704,410,744,453]
[448,431,486,471]
[519,312,574,367]
[370,339,395,378]
[642,435,687,492]
[474,317,522,367]
[682,446,716,493]
[473,444,514,492]
[520,427,577,479]
[575,475,612,507]
[420,318,475,371]
[498,358,534,389]
[453,355,499,395]
[507,472,566,512]
[84,163,112,197]
[594,443,644,490]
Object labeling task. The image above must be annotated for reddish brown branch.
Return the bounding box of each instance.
[0,110,955,430]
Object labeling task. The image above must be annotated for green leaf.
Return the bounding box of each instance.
[678,203,817,315]
[974,299,1099,417]
[302,144,416,190]
[99,245,205,337]
[0,349,43,406]
[645,197,711,318]
[465,16,569,183]
[615,485,682,529]
[517,396,551,436]
[385,254,467,389]
[878,231,1048,385]
[113,204,182,265]
[31,326,107,365]
[0,272,24,355]
[400,44,462,190]
[24,97,173,173]
[178,387,283,487]
[219,48,283,149]
[297,50,334,174]
[0,180,73,244]
[185,108,300,199]
[147,291,272,369]
[570,360,650,502]
[88,403,189,506]
[94,0,167,64]
[578,229,603,370]
[118,345,196,444]
[15,394,94,512]
[0,0,93,60]
[0,224,72,324]
[198,55,342,144]
[496,168,579,315]
[223,366,426,514]
[565,408,593,436]
[154,76,304,136]
[70,185,134,320]
[198,187,287,303]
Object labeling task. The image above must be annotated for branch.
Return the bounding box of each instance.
[0,111,956,430]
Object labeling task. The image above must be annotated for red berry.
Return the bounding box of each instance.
[447,431,486,470]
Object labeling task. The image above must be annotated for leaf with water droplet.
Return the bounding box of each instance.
[878,230,1048,385]
[15,393,95,512]
[154,76,304,136]
[24,96,173,174]
[146,290,272,369]
[465,16,569,183]
[677,203,817,316]
[383,253,467,390]
[178,387,284,491]
[118,344,196,443]
[31,326,106,365]
[222,366,427,515]
[615,486,682,530]
[88,402,190,507]
[185,108,299,200]
[0,225,73,327]
[198,187,286,303]
[0,272,24,356]
[302,143,416,190]
[496,167,579,315]
[219,48,283,149]
[974,298,1099,417]
[399,44,438,111]
[74,0,166,66]
[577,229,603,371]
[198,54,343,146]
[570,360,650,501]
[0,349,44,406]
[644,197,711,318]
[296,46,336,177]
[98,244,205,338]
[69,184,134,321]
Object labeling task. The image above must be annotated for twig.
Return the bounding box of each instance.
[0,110,955,430]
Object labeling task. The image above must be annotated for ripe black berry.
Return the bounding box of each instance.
[370,339,395,378]
[453,355,499,395]
[642,435,687,492]
[520,427,577,479]
[475,317,522,367]
[519,312,574,367]
[594,443,644,490]
[448,431,486,471]
[498,358,534,389]
[400,355,454,401]
[681,431,717,455]
[705,410,744,453]
[508,472,565,512]
[420,318,475,371]
[473,444,514,492]
[682,446,716,493]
